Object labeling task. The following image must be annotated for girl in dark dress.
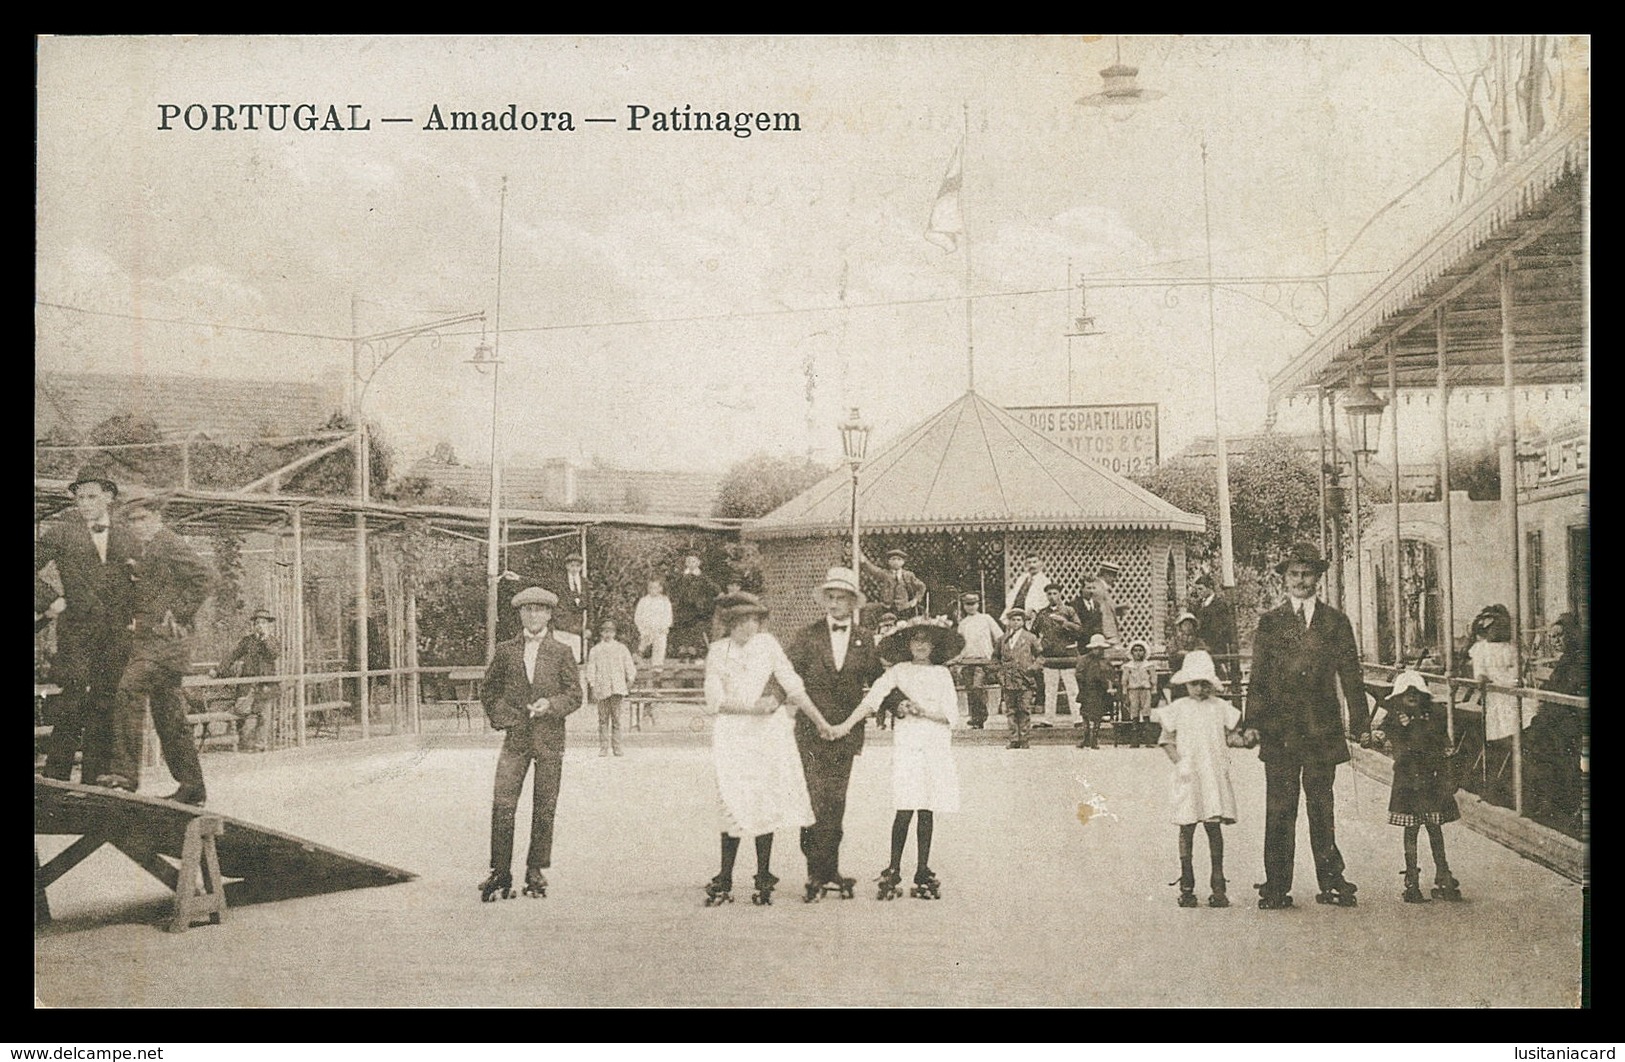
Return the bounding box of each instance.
[1375,671,1462,903]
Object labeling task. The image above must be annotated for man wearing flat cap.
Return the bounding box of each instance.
[860,547,926,620]
[478,585,584,901]
[35,464,139,784]
[1242,542,1370,910]
[786,566,886,898]
[104,492,215,804]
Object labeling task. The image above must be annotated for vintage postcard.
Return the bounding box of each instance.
[34,35,1587,1009]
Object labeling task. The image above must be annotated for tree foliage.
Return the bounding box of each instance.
[712,453,831,519]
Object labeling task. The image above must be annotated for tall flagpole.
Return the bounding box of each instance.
[963,102,975,393]
[1201,138,1237,590]
[484,176,508,662]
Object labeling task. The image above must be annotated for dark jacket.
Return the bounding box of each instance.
[671,572,719,628]
[550,573,589,636]
[130,527,213,634]
[481,630,584,751]
[1194,593,1239,663]
[34,514,139,636]
[1075,651,1116,717]
[861,559,927,613]
[1032,604,1084,661]
[1068,594,1106,646]
[219,632,281,678]
[1247,598,1368,766]
[786,618,885,756]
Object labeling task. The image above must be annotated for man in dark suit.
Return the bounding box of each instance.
[35,465,139,785]
[1191,573,1239,682]
[1242,543,1371,909]
[104,493,215,804]
[786,566,886,900]
[551,552,590,664]
[479,586,584,901]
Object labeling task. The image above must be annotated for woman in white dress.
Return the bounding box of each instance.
[834,618,964,900]
[702,592,834,907]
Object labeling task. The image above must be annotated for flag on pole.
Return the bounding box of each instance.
[924,141,963,253]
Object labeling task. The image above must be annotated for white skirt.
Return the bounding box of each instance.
[712,709,815,837]
[891,718,960,812]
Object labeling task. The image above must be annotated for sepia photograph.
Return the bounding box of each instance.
[34,35,1588,1009]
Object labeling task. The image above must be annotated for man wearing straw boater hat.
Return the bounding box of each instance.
[477,586,584,901]
[786,566,886,901]
[1241,542,1370,910]
[35,463,139,785]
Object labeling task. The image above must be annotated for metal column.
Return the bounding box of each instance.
[1389,345,1404,666]
[1436,307,1457,744]
[1499,262,1525,814]
[291,507,307,749]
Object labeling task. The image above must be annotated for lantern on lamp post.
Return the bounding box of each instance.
[838,407,871,575]
[1340,365,1387,654]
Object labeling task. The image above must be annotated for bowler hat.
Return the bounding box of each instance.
[1275,542,1330,575]
[250,609,277,623]
[511,586,559,609]
[814,567,866,607]
[68,464,119,496]
[879,617,967,665]
[715,591,770,625]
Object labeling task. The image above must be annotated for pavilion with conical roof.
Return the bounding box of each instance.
[746,390,1205,638]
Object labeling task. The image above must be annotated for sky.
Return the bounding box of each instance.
[35,35,1580,475]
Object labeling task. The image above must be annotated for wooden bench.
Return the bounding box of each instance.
[300,701,351,740]
[628,663,708,732]
[187,711,241,752]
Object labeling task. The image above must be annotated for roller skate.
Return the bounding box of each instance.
[702,874,733,907]
[1401,869,1428,904]
[829,875,857,899]
[522,867,548,898]
[478,868,515,902]
[1315,879,1359,907]
[1208,876,1230,908]
[910,867,941,900]
[1174,869,1198,908]
[1255,883,1293,910]
[1431,872,1463,902]
[750,871,779,906]
[876,867,904,900]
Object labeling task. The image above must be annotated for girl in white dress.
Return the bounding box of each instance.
[702,592,834,907]
[1152,649,1245,909]
[834,618,964,900]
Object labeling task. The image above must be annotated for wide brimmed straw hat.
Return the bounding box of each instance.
[1386,670,1432,703]
[1175,610,1199,627]
[879,617,966,665]
[715,591,770,624]
[1170,649,1222,687]
[1084,634,1110,650]
[813,567,866,607]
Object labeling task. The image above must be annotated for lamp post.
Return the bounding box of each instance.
[839,407,871,575]
[467,336,504,661]
[1342,366,1388,656]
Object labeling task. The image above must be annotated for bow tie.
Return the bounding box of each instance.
[830,624,849,633]
[89,523,108,534]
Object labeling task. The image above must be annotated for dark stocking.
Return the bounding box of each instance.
[1204,821,1225,886]
[889,810,913,871]
[1425,823,1450,877]
[755,833,773,876]
[1177,823,1196,889]
[1403,824,1420,875]
[916,810,935,871]
[720,833,740,879]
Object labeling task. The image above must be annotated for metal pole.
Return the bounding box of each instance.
[963,101,975,393]
[1317,385,1329,563]
[1201,138,1236,589]
[849,466,860,575]
[351,293,370,741]
[405,586,420,736]
[1350,446,1366,658]
[292,507,307,748]
[1329,390,1344,611]
[1389,344,1404,666]
[1437,307,1457,745]
[485,177,509,663]
[579,524,589,661]
[1500,261,1525,814]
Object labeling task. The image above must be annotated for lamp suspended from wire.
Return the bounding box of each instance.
[1076,36,1166,108]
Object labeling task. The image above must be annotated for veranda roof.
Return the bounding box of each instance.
[747,391,1205,537]
[1269,115,1588,401]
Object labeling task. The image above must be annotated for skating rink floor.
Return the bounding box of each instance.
[34,729,1585,1007]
